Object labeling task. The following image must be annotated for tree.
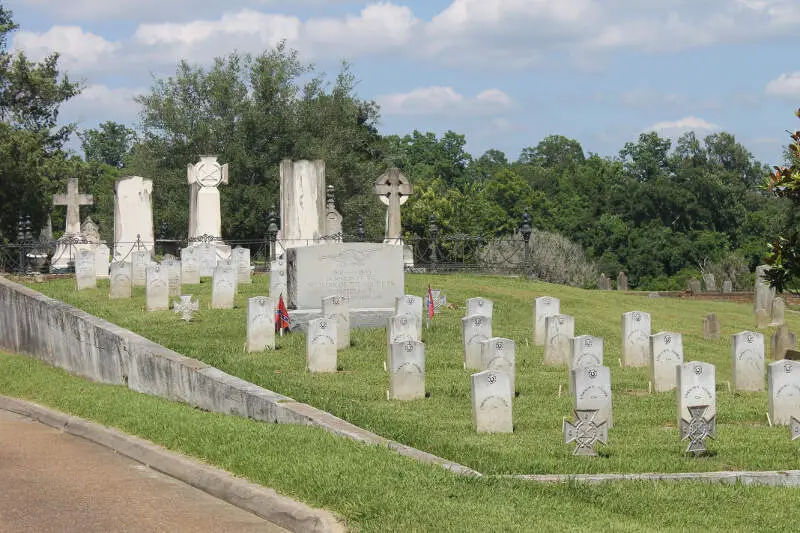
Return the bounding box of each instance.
[0,4,81,240]
[619,132,672,182]
[519,135,585,169]
[80,121,137,168]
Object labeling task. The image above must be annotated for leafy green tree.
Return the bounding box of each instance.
[79,121,136,168]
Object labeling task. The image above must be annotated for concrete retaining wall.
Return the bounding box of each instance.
[0,276,478,476]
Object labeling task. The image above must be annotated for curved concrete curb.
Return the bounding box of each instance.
[0,396,346,533]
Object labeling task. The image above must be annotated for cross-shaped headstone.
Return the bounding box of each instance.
[53,178,93,235]
[791,416,800,441]
[173,294,199,321]
[680,405,716,454]
[374,168,413,242]
[563,409,608,456]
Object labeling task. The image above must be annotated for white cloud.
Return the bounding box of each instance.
[11,26,119,73]
[766,72,800,97]
[61,85,145,127]
[376,86,513,116]
[644,116,720,136]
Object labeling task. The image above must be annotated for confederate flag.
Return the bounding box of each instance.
[275,294,290,333]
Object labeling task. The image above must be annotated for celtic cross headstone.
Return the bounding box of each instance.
[680,404,716,455]
[173,295,199,321]
[563,409,608,456]
[374,168,413,243]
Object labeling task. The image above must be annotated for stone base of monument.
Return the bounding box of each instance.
[288,308,395,332]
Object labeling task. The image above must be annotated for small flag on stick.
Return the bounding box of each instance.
[426,283,435,329]
[276,294,290,336]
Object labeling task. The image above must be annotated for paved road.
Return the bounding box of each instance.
[0,410,288,533]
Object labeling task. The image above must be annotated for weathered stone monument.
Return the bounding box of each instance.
[374,168,413,245]
[722,279,733,294]
[324,185,343,240]
[198,242,218,277]
[322,295,350,350]
[481,338,516,396]
[569,335,604,371]
[466,297,493,318]
[732,331,765,392]
[543,314,574,366]
[771,297,786,326]
[180,247,200,285]
[676,361,716,427]
[617,271,628,291]
[597,274,612,290]
[768,360,800,426]
[306,318,337,373]
[703,313,721,340]
[269,258,287,300]
[161,256,182,298]
[247,296,275,352]
[650,332,683,392]
[187,156,228,242]
[113,176,154,262]
[50,177,94,272]
[211,260,237,309]
[754,265,775,316]
[688,277,701,295]
[756,308,771,329]
[395,295,423,338]
[622,311,651,367]
[232,246,251,285]
[471,370,513,433]
[772,325,798,360]
[702,273,717,292]
[109,262,132,299]
[131,249,150,287]
[279,159,326,245]
[462,315,492,370]
[145,264,169,311]
[286,243,404,329]
[173,295,199,321]
[388,340,425,401]
[74,248,96,291]
[533,296,560,346]
[570,365,613,427]
[94,243,110,279]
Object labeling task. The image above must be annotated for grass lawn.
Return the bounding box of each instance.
[23,273,800,475]
[3,350,800,532]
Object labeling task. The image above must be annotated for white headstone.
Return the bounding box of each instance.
[180,247,201,285]
[569,335,604,371]
[74,248,96,291]
[269,258,287,300]
[768,359,800,426]
[109,262,132,299]
[131,250,150,287]
[113,176,154,261]
[650,332,684,392]
[161,257,182,298]
[622,311,651,367]
[247,296,275,352]
[732,331,765,392]
[307,318,337,373]
[211,260,237,309]
[570,365,613,427]
[754,265,775,315]
[676,361,716,427]
[771,297,786,326]
[543,314,575,366]
[466,297,493,318]
[322,295,350,350]
[145,264,169,311]
[187,156,228,241]
[471,369,513,433]
[481,337,516,397]
[279,159,326,244]
[533,296,560,346]
[388,314,418,349]
[94,243,110,279]
[388,340,425,401]
[199,242,218,277]
[233,246,251,285]
[395,295,423,338]
[462,314,492,370]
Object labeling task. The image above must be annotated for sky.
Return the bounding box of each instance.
[5,0,800,165]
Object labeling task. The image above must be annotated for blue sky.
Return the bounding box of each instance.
[6,0,800,165]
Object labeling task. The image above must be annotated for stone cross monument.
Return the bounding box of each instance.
[53,178,93,236]
[187,156,229,241]
[374,168,413,244]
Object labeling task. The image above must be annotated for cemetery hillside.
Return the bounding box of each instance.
[5,4,800,532]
